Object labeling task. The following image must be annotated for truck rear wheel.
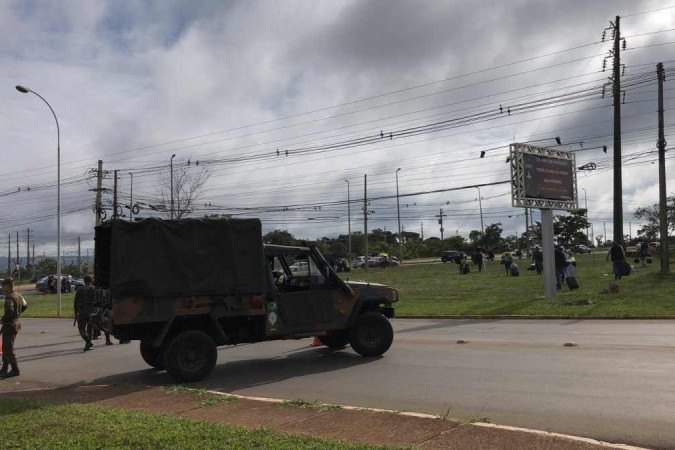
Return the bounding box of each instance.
[319,331,350,350]
[349,312,394,357]
[164,330,217,382]
[140,339,165,369]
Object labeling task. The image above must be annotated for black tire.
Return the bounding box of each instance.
[164,330,217,382]
[319,331,350,350]
[140,339,165,369]
[349,312,394,357]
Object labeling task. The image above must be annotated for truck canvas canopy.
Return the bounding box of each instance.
[95,218,266,298]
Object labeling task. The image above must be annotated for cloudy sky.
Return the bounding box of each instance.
[1,0,674,259]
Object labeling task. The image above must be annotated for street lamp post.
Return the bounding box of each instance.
[15,85,62,317]
[396,168,402,264]
[344,180,351,258]
[129,172,134,222]
[170,154,176,219]
[475,186,484,235]
[582,188,589,243]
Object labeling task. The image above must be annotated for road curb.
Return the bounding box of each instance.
[396,315,675,320]
[206,390,646,450]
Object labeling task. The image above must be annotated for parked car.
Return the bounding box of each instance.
[441,250,464,263]
[572,244,591,254]
[352,256,367,268]
[35,275,85,293]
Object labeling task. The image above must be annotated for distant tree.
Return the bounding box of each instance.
[263,230,297,246]
[480,222,504,251]
[633,196,675,241]
[468,230,482,246]
[553,209,590,248]
[36,258,57,277]
[157,157,210,219]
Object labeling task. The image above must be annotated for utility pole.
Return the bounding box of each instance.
[363,174,368,271]
[26,228,30,271]
[436,208,447,252]
[78,236,82,275]
[629,221,632,240]
[475,186,484,235]
[7,234,10,275]
[170,154,176,219]
[345,180,351,257]
[396,168,403,264]
[128,172,134,222]
[113,170,119,219]
[611,15,624,244]
[582,188,589,243]
[32,243,35,280]
[525,207,530,255]
[95,160,103,226]
[16,230,20,280]
[421,222,424,241]
[604,221,608,244]
[657,62,670,273]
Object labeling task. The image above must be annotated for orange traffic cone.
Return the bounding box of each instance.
[311,336,323,347]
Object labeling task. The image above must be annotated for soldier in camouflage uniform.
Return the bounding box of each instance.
[74,275,96,351]
[1,278,22,378]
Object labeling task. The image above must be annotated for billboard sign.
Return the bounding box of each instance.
[510,143,577,210]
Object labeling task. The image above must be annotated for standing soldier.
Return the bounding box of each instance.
[74,275,96,351]
[1,278,22,378]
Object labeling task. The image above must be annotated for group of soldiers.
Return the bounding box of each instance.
[1,278,22,378]
[0,275,126,381]
[73,276,112,351]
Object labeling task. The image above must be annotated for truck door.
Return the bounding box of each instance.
[271,255,336,334]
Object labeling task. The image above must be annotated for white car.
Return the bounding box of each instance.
[352,256,367,268]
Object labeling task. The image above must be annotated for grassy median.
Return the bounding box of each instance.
[0,398,384,450]
[343,253,675,317]
[23,253,674,318]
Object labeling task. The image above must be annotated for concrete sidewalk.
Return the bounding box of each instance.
[0,385,641,449]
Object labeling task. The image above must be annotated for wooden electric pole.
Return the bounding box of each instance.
[657,62,670,273]
[113,170,119,219]
[363,174,368,271]
[612,15,624,244]
[95,160,103,226]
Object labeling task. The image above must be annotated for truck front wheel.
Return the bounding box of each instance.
[164,330,217,382]
[140,339,165,369]
[349,312,393,357]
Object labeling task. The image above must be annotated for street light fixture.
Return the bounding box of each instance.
[15,85,62,317]
[396,168,402,264]
[170,154,176,219]
[344,180,351,258]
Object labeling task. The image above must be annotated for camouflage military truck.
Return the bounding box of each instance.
[94,218,398,382]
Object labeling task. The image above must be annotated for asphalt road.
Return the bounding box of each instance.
[3,318,675,449]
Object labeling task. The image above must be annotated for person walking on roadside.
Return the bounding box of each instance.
[638,241,650,267]
[73,275,96,351]
[554,246,567,290]
[501,252,513,276]
[606,242,627,280]
[1,278,23,378]
[532,246,544,275]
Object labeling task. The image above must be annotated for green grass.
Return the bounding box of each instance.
[164,385,236,407]
[0,398,385,449]
[21,292,75,318]
[343,253,675,317]
[281,399,343,412]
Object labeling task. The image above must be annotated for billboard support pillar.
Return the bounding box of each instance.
[541,208,556,298]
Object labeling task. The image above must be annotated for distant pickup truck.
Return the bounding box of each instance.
[94,218,398,382]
